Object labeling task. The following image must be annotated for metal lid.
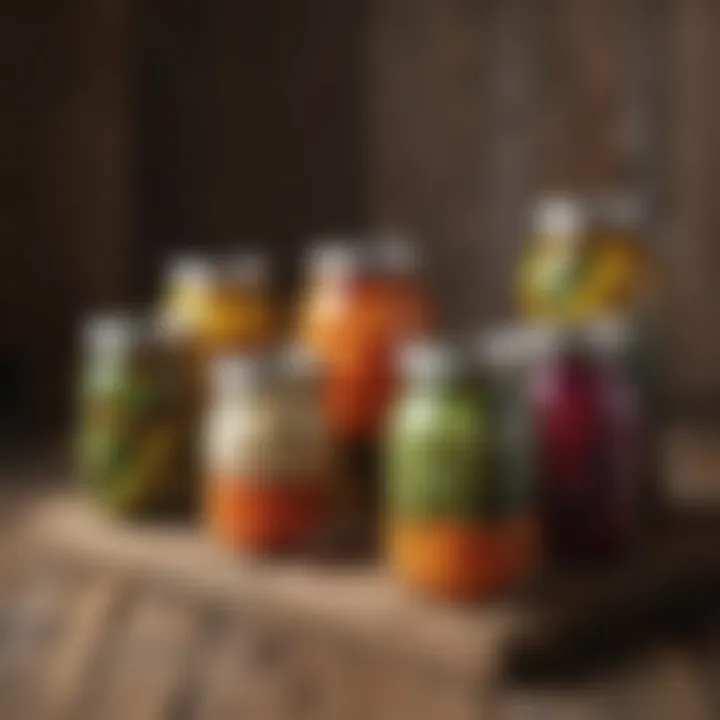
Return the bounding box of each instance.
[541,317,633,362]
[209,353,269,395]
[214,251,269,286]
[477,325,560,370]
[590,192,646,231]
[163,254,216,286]
[583,316,633,357]
[275,344,324,382]
[82,312,156,354]
[369,231,420,276]
[531,194,588,238]
[306,238,369,279]
[399,339,469,381]
[163,251,269,288]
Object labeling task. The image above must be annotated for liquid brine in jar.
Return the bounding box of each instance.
[159,252,276,360]
[77,314,194,517]
[517,193,654,324]
[296,236,433,551]
[530,325,647,561]
[385,341,537,602]
[586,193,652,314]
[476,327,544,585]
[297,236,432,443]
[202,350,332,554]
[517,195,591,322]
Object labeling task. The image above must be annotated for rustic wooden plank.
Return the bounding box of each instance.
[499,685,614,720]
[534,0,635,192]
[21,488,720,696]
[661,427,720,510]
[87,592,200,720]
[699,628,720,717]
[37,577,123,720]
[192,616,257,720]
[0,564,80,719]
[608,648,717,720]
[366,0,494,330]
[21,493,521,681]
[482,0,538,320]
[664,0,720,403]
[266,628,361,720]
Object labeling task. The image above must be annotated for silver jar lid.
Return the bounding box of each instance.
[208,353,270,396]
[589,192,646,231]
[582,316,634,357]
[163,254,216,286]
[399,339,469,381]
[369,231,420,276]
[477,317,633,370]
[531,194,588,238]
[477,325,560,370]
[82,312,158,355]
[214,250,269,287]
[306,237,370,279]
[275,344,324,383]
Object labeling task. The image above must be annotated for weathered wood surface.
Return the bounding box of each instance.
[0,503,718,720]
[366,0,720,409]
[0,472,717,720]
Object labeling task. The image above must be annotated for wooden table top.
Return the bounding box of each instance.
[0,429,719,719]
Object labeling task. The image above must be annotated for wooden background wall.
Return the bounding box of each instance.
[1,0,718,433]
[367,0,719,406]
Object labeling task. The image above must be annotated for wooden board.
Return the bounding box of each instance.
[0,486,718,718]
[20,491,720,680]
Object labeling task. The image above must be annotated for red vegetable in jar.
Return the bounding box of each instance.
[530,324,645,561]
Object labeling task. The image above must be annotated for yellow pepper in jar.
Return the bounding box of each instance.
[517,194,651,323]
[159,253,276,359]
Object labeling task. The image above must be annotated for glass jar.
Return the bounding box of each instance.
[275,346,334,543]
[517,195,590,322]
[297,237,432,443]
[159,252,275,359]
[586,193,651,314]
[202,350,331,554]
[76,314,193,517]
[477,327,544,585]
[370,232,434,345]
[530,325,646,560]
[517,193,653,324]
[296,237,433,552]
[158,255,214,342]
[385,341,535,601]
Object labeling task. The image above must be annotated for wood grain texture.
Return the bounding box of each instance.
[137,0,366,298]
[0,0,133,432]
[534,0,636,191]
[366,0,493,330]
[38,577,123,720]
[0,566,78,719]
[664,0,720,401]
[0,468,718,719]
[87,592,199,720]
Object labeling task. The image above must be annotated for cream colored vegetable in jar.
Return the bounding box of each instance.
[203,350,332,554]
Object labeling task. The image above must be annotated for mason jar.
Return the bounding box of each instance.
[516,194,590,322]
[76,314,193,517]
[159,252,275,360]
[530,324,646,561]
[297,237,432,442]
[385,341,536,602]
[586,193,652,314]
[296,237,433,550]
[476,327,545,586]
[517,193,655,324]
[202,350,332,554]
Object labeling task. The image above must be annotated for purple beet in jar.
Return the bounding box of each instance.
[530,321,646,561]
